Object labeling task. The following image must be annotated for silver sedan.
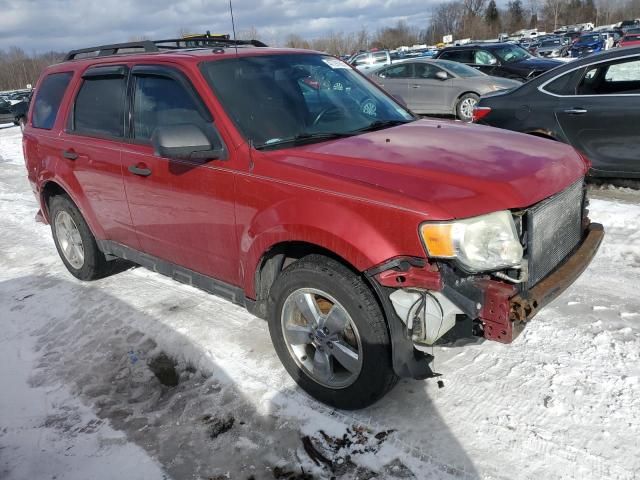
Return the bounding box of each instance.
[367,59,522,121]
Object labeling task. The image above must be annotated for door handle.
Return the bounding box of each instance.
[411,84,421,88]
[128,164,152,177]
[63,149,78,160]
[564,108,588,115]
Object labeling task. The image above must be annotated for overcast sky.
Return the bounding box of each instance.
[0,0,439,53]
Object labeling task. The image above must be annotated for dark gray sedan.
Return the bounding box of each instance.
[367,59,521,121]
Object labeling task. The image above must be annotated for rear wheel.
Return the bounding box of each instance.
[49,195,114,280]
[268,255,398,409]
[456,93,480,122]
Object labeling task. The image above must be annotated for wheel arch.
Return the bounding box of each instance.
[452,90,480,115]
[39,179,105,239]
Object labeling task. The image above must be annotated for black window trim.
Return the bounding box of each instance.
[67,64,129,141]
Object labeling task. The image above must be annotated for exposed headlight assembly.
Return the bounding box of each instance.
[420,211,523,272]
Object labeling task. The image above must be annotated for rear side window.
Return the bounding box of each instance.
[544,69,584,95]
[73,76,126,138]
[32,72,73,130]
[379,64,412,79]
[439,50,474,64]
[132,75,208,140]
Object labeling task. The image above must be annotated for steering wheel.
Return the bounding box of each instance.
[312,105,345,126]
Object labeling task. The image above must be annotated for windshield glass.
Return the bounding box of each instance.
[200,54,414,149]
[579,34,601,43]
[437,60,484,77]
[491,45,532,63]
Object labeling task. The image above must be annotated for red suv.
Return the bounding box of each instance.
[23,38,603,409]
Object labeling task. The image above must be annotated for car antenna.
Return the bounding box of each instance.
[228,0,239,56]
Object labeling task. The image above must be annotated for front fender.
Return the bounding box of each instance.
[240,198,426,298]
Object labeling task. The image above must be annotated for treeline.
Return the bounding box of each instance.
[288,0,640,54]
[0,47,64,91]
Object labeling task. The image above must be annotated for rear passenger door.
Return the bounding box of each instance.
[60,65,140,249]
[121,65,240,286]
[554,56,640,176]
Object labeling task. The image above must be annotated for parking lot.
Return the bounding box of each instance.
[1,121,639,479]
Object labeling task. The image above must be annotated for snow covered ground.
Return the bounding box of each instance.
[1,123,639,479]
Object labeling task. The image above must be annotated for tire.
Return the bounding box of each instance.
[49,195,114,280]
[455,93,480,122]
[268,254,398,409]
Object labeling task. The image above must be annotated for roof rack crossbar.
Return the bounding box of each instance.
[64,36,268,61]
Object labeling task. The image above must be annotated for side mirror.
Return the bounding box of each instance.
[151,124,225,162]
[436,71,448,81]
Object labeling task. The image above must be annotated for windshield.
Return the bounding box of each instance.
[491,45,532,63]
[200,54,414,149]
[437,60,484,77]
[579,34,601,43]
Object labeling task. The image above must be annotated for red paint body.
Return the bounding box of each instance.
[23,49,589,301]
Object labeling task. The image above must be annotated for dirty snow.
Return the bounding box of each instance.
[1,123,639,479]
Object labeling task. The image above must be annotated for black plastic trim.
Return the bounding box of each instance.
[96,240,246,307]
[364,270,436,380]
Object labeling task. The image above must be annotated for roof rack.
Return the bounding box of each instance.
[64,34,268,61]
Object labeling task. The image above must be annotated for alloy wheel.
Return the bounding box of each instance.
[280,288,363,389]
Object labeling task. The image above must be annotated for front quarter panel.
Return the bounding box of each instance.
[235,163,428,298]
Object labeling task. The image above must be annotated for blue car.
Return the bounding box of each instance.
[570,32,605,57]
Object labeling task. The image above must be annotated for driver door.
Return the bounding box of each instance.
[122,65,240,286]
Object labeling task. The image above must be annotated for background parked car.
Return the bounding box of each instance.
[620,33,640,48]
[368,59,520,121]
[349,50,392,71]
[570,32,605,57]
[0,98,14,124]
[435,43,563,81]
[535,37,570,58]
[473,47,640,178]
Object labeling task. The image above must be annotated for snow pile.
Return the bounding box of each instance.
[1,124,640,479]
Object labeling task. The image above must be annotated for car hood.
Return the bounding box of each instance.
[266,119,587,220]
[513,57,563,70]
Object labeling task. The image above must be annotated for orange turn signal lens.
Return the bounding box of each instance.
[420,224,455,258]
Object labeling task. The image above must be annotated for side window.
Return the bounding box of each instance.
[605,59,640,82]
[380,64,412,79]
[544,69,585,95]
[414,63,447,79]
[474,50,497,65]
[578,58,640,95]
[32,72,73,130]
[372,52,388,64]
[439,50,474,64]
[73,75,126,137]
[133,75,207,141]
[352,54,369,67]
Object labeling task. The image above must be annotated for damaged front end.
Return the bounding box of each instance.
[367,179,604,379]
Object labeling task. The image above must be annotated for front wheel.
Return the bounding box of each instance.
[268,255,398,409]
[456,93,480,122]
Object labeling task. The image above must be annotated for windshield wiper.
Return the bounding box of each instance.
[254,131,356,150]
[351,119,412,134]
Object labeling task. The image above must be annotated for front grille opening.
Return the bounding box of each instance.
[524,180,585,288]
